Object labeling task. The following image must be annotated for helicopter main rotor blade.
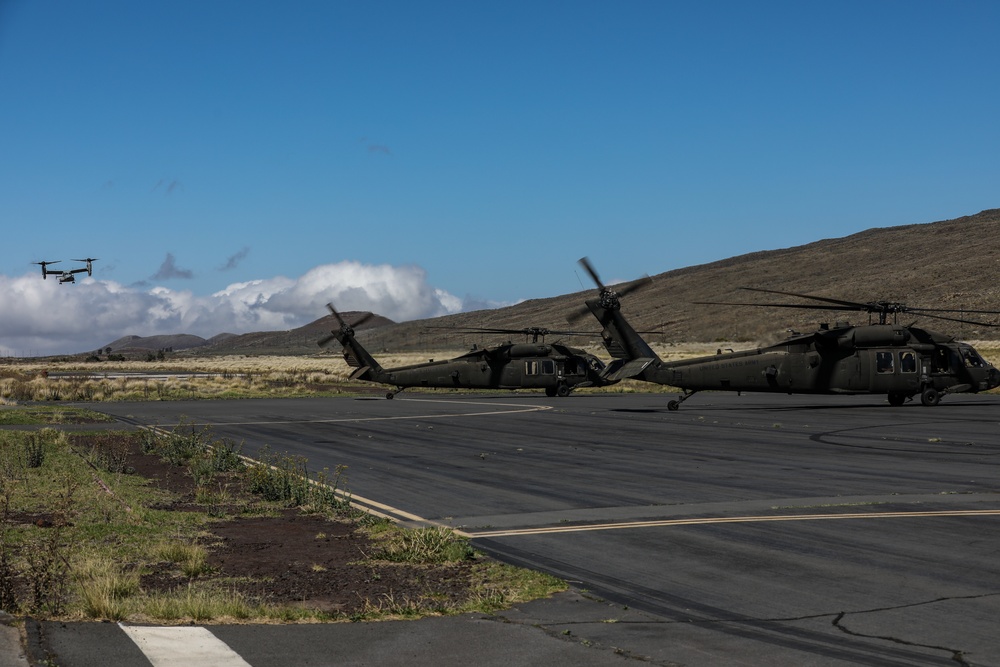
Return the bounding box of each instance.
[325,303,347,328]
[693,300,852,312]
[906,311,1000,327]
[698,298,1000,327]
[908,306,1000,315]
[567,303,595,323]
[425,326,519,334]
[430,326,603,337]
[578,256,604,289]
[739,287,867,310]
[350,312,376,328]
[737,288,1000,322]
[616,275,653,298]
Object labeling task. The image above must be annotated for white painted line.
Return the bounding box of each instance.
[119,625,251,667]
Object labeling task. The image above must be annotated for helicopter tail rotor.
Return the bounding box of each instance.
[318,303,376,347]
[568,257,651,322]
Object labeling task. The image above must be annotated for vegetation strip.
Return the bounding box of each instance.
[0,409,564,624]
[468,509,1000,538]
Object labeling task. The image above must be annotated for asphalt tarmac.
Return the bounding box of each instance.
[20,392,1000,665]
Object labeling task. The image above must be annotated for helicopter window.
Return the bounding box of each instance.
[932,348,950,373]
[899,351,917,373]
[541,360,555,375]
[962,347,987,368]
[525,361,538,375]
[875,351,894,374]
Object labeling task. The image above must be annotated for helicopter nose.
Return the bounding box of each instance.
[984,367,1000,391]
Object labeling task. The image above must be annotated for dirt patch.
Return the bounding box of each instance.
[198,511,473,614]
[116,436,480,616]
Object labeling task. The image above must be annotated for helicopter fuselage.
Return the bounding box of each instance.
[583,291,999,408]
[640,324,1000,406]
[368,344,605,395]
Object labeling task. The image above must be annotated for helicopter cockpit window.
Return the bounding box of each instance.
[932,348,950,373]
[899,351,917,373]
[876,351,894,374]
[961,347,987,368]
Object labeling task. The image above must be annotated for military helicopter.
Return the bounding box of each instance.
[571,257,1000,409]
[33,258,98,284]
[318,303,622,398]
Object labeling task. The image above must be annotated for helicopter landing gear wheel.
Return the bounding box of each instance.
[887,392,906,406]
[385,391,395,400]
[667,390,698,411]
[555,383,571,398]
[920,387,940,406]
[545,386,557,397]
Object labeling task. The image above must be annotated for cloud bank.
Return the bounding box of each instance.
[0,261,465,356]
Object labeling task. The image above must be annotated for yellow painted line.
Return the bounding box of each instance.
[153,398,552,428]
[345,490,435,523]
[466,509,1000,538]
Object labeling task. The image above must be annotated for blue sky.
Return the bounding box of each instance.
[1,1,998,355]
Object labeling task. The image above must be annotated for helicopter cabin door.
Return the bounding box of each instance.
[870,348,919,394]
[521,358,557,389]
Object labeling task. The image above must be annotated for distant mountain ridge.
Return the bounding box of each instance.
[100,312,393,356]
[102,209,1000,357]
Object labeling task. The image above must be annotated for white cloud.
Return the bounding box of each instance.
[0,261,466,356]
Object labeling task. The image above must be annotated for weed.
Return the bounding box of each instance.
[153,541,212,578]
[22,433,46,468]
[74,557,141,620]
[242,446,312,505]
[374,526,474,564]
[189,456,217,487]
[74,432,135,474]
[0,489,17,612]
[207,438,244,473]
[140,583,257,622]
[24,475,78,616]
[158,421,210,466]
[358,591,424,619]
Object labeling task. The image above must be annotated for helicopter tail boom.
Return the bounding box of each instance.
[585,297,660,363]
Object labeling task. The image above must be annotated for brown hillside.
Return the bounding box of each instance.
[149,209,999,357]
[348,209,1000,353]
